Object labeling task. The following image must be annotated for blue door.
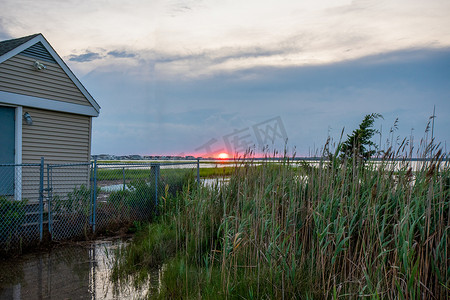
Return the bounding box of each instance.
[0,106,15,195]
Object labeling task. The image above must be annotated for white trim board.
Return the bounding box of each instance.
[14,106,22,200]
[0,34,101,114]
[0,91,99,116]
[14,106,22,165]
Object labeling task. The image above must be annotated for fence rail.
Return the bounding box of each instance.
[0,158,199,250]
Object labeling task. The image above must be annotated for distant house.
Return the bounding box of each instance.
[0,33,100,200]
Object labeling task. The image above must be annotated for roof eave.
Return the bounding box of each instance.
[0,34,101,115]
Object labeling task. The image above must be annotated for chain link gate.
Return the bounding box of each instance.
[94,162,161,232]
[47,162,93,240]
[46,161,176,240]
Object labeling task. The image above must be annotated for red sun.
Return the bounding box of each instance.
[217,152,229,159]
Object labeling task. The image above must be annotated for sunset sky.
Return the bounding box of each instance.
[1,0,449,157]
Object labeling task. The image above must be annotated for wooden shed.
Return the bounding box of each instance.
[0,34,100,200]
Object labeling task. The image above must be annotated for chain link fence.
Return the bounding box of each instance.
[94,162,197,233]
[0,163,43,250]
[3,157,447,251]
[0,159,199,250]
[47,162,92,240]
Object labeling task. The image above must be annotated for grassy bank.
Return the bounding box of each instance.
[97,166,236,181]
[112,150,449,298]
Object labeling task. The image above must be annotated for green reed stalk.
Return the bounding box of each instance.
[113,147,449,299]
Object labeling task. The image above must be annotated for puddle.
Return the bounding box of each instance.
[202,177,229,188]
[101,184,130,192]
[0,239,161,299]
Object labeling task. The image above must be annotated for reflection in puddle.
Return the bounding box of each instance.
[202,177,229,188]
[0,239,161,299]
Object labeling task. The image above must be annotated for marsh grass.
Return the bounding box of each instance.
[198,166,236,178]
[97,167,192,181]
[113,147,449,299]
[97,166,236,182]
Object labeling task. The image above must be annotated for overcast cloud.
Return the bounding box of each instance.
[1,0,449,156]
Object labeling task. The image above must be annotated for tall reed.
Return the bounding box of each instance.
[115,147,449,299]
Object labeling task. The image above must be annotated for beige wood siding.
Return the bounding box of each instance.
[21,107,92,201]
[0,54,91,107]
[22,107,91,164]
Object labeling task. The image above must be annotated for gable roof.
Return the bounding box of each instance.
[0,34,40,56]
[0,34,100,116]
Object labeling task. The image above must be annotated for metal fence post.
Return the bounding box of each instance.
[89,162,93,226]
[122,167,125,192]
[151,164,160,214]
[89,161,95,227]
[38,157,44,242]
[197,158,200,188]
[92,158,98,233]
[47,164,53,238]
